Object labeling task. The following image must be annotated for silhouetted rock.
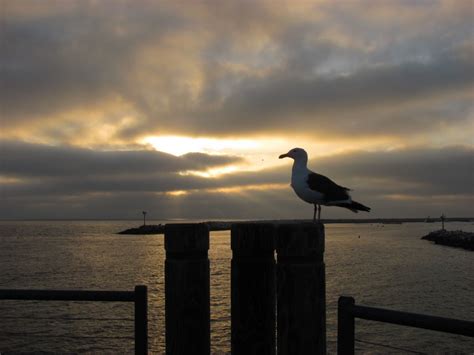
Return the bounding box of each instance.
[422,230,474,251]
[118,222,231,235]
[118,224,164,235]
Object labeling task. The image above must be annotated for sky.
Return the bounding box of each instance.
[1,0,473,220]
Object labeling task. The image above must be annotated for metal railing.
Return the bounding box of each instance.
[0,285,147,354]
[338,296,474,354]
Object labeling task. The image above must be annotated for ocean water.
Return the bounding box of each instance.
[0,220,473,354]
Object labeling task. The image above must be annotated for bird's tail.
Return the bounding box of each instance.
[336,200,371,213]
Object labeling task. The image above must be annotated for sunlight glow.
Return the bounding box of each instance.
[142,135,260,156]
[179,165,241,178]
[142,135,296,176]
[204,183,288,194]
[166,190,188,197]
[162,183,288,198]
[0,176,25,184]
[141,134,407,179]
[383,194,422,201]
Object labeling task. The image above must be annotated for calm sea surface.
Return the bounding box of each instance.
[0,220,473,354]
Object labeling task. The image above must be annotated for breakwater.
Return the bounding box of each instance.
[118,218,473,235]
[422,230,474,251]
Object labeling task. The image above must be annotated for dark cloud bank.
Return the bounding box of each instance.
[1,141,472,219]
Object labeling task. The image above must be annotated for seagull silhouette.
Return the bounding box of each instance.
[279,147,370,221]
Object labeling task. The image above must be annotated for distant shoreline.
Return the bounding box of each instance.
[117,217,473,235]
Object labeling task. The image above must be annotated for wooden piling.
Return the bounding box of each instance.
[231,223,276,355]
[165,223,210,355]
[276,223,326,355]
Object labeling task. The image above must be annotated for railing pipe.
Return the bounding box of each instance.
[0,289,135,302]
[337,295,474,355]
[352,303,474,337]
[0,286,148,355]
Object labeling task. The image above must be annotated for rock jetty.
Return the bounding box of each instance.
[118,221,231,235]
[422,230,474,251]
[118,224,165,235]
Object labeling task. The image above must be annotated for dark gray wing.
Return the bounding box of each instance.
[306,172,350,202]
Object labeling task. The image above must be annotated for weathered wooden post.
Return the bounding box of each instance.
[165,224,210,355]
[231,223,276,355]
[276,223,326,355]
[134,285,148,355]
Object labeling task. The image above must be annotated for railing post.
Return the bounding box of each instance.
[165,223,210,355]
[276,223,326,355]
[338,296,355,355]
[134,285,148,355]
[231,223,276,355]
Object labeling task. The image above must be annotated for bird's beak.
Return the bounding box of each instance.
[279,153,289,159]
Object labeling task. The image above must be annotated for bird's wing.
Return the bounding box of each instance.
[306,172,350,201]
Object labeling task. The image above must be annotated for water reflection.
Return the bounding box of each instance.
[0,221,472,353]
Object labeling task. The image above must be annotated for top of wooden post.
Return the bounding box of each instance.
[276,222,324,259]
[164,223,209,253]
[231,223,276,257]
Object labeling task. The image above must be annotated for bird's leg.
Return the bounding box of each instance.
[318,205,322,221]
[313,204,317,223]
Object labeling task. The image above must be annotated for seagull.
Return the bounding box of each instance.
[279,147,370,222]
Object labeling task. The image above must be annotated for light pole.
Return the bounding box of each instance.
[142,211,147,226]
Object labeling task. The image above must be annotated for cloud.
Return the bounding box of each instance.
[312,145,474,196]
[1,1,472,218]
[1,141,472,218]
[1,2,184,123]
[188,54,473,137]
[0,140,243,178]
[1,0,472,144]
